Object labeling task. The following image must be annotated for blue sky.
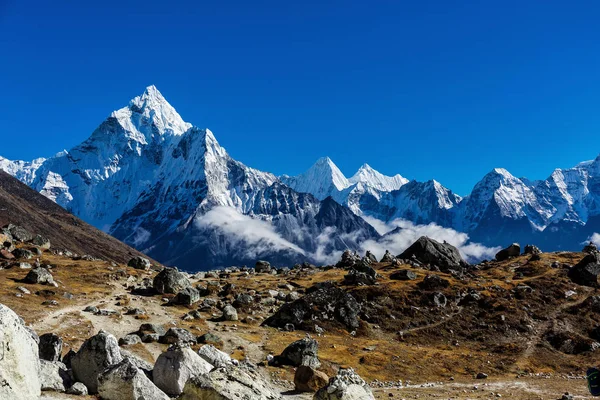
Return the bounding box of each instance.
[1,1,600,195]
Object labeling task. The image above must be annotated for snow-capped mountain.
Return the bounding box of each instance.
[1,86,379,270]
[4,85,600,268]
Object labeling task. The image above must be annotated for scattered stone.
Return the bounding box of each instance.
[569,252,600,287]
[390,269,417,280]
[98,357,169,400]
[159,327,197,345]
[418,274,450,290]
[495,243,521,261]
[273,337,320,368]
[314,368,373,400]
[153,344,213,396]
[584,242,598,254]
[127,256,151,270]
[153,267,191,294]
[39,360,72,392]
[32,234,51,250]
[398,236,468,272]
[198,344,232,366]
[172,286,201,306]
[198,332,223,346]
[39,332,63,361]
[476,372,488,379]
[119,334,142,346]
[255,260,272,273]
[66,382,88,395]
[71,330,123,394]
[380,250,395,263]
[222,304,238,321]
[294,365,329,393]
[24,266,56,286]
[5,224,33,242]
[523,244,541,255]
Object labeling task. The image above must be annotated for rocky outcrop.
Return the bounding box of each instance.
[495,243,521,261]
[172,287,200,306]
[24,266,55,285]
[523,244,541,255]
[398,236,468,272]
[181,364,281,400]
[71,330,123,394]
[263,283,360,331]
[127,256,151,271]
[0,303,41,400]
[569,252,600,287]
[255,260,272,273]
[98,357,169,400]
[153,267,190,294]
[153,345,213,396]
[314,368,374,400]
[272,338,320,368]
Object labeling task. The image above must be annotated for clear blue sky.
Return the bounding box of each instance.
[1,1,600,195]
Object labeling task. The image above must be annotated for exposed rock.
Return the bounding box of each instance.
[119,334,142,346]
[545,329,600,354]
[153,267,191,294]
[39,360,72,392]
[0,303,41,400]
[12,248,35,259]
[24,267,55,286]
[222,304,238,321]
[159,327,197,345]
[32,234,51,250]
[181,364,281,400]
[365,251,377,263]
[273,337,320,368]
[390,269,417,280]
[0,249,14,259]
[335,250,361,269]
[523,244,541,255]
[569,252,600,287]
[476,372,488,379]
[380,250,395,263]
[198,344,232,366]
[172,286,200,306]
[71,330,123,394]
[98,357,169,400]
[263,283,360,331]
[39,332,63,361]
[137,323,166,336]
[198,332,223,346]
[431,292,447,308]
[128,256,151,270]
[153,345,213,396]
[584,242,598,254]
[418,274,450,290]
[255,260,272,273]
[314,368,373,400]
[66,382,88,395]
[398,236,468,272]
[344,262,377,285]
[495,243,521,261]
[5,224,33,242]
[294,365,328,393]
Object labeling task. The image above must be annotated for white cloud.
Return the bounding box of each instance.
[132,227,151,246]
[586,233,600,246]
[194,206,305,259]
[361,216,500,263]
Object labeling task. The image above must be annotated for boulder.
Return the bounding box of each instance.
[344,262,377,285]
[222,304,238,321]
[0,249,14,260]
[263,283,360,331]
[390,269,417,281]
[98,357,169,400]
[39,333,63,361]
[181,364,281,400]
[584,242,598,254]
[314,368,373,400]
[294,365,328,393]
[172,286,200,306]
[127,256,151,270]
[0,303,41,400]
[398,236,468,272]
[380,250,395,263]
[4,224,33,242]
[495,243,521,261]
[198,344,232,367]
[569,252,600,287]
[32,234,51,250]
[66,382,88,395]
[119,334,142,346]
[255,260,272,273]
[39,360,72,392]
[273,338,320,368]
[12,248,35,259]
[24,267,55,286]
[0,231,12,248]
[153,345,213,396]
[137,323,166,336]
[198,332,223,346]
[523,244,541,255]
[71,330,123,394]
[153,267,190,294]
[365,251,377,263]
[418,274,450,290]
[159,327,197,345]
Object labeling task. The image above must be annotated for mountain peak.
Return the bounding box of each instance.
[349,163,408,192]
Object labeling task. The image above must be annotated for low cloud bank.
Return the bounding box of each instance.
[361,216,500,263]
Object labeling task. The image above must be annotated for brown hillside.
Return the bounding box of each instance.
[0,170,151,264]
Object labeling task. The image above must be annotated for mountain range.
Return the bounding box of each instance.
[2,86,599,270]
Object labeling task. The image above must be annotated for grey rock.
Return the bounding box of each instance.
[390,269,417,280]
[222,305,238,321]
[153,267,191,294]
[159,327,197,345]
[127,256,151,270]
[98,357,169,400]
[153,345,213,396]
[495,243,521,261]
[314,368,373,400]
[32,234,51,250]
[198,344,232,367]
[71,330,123,394]
[5,224,33,242]
[523,244,541,255]
[569,252,600,287]
[273,337,320,368]
[255,260,272,273]
[398,236,468,272]
[39,333,63,361]
[24,267,55,285]
[66,382,88,395]
[172,286,201,306]
[39,360,72,392]
[119,334,142,346]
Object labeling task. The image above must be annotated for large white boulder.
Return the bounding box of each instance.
[0,303,41,400]
[198,344,232,367]
[98,357,169,400]
[314,368,374,400]
[181,364,281,400]
[71,330,123,394]
[153,345,213,396]
[39,360,71,392]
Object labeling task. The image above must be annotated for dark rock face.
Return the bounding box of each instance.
[569,252,600,286]
[523,244,541,255]
[390,270,417,281]
[584,242,599,254]
[545,329,600,354]
[39,333,63,362]
[495,243,521,261]
[153,267,190,294]
[263,283,360,331]
[255,260,272,273]
[344,262,377,285]
[398,236,468,272]
[335,250,361,269]
[128,256,151,270]
[418,274,450,290]
[272,338,320,368]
